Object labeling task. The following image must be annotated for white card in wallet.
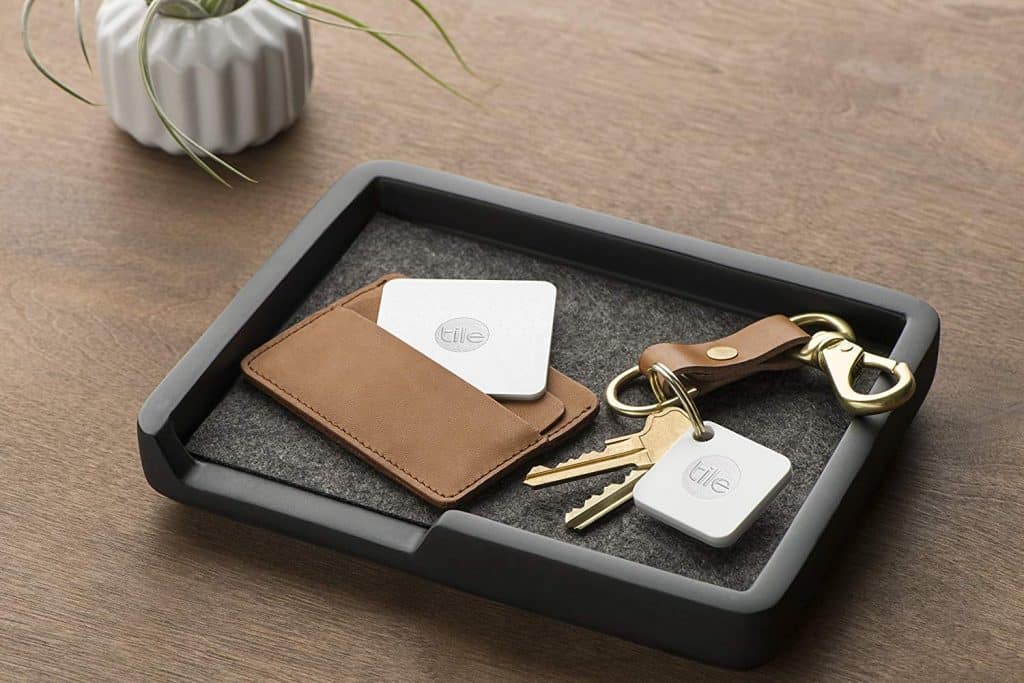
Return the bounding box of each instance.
[375,279,557,400]
[633,422,792,547]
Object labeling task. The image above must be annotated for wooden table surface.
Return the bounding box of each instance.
[3,1,1022,679]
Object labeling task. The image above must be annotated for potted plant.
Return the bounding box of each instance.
[21,0,477,185]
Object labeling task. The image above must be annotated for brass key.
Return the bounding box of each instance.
[523,407,691,530]
[524,406,690,488]
[564,468,648,530]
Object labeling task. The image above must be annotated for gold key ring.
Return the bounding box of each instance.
[604,364,692,417]
[647,363,712,441]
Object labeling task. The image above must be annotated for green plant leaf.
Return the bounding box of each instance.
[199,0,228,15]
[22,0,98,105]
[290,0,480,107]
[139,0,256,186]
[266,0,415,35]
[198,0,244,17]
[151,0,212,19]
[73,0,91,71]
[402,0,480,79]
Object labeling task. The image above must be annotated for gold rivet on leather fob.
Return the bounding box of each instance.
[706,346,738,361]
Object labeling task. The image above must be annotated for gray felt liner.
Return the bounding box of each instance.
[188,214,870,590]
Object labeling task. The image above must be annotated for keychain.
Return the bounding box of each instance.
[523,312,916,544]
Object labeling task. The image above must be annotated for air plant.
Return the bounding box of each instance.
[21,0,479,185]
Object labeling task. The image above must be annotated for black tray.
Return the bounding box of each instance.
[138,161,938,668]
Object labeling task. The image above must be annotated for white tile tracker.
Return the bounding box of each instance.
[376,279,557,400]
[633,422,793,547]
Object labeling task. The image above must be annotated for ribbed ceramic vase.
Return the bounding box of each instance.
[96,0,312,154]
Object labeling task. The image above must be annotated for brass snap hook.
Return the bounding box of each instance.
[788,316,916,416]
[787,312,856,343]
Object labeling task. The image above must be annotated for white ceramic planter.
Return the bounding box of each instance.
[96,0,312,154]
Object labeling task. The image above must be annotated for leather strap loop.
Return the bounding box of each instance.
[638,314,810,394]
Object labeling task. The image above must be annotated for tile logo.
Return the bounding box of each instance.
[435,317,490,352]
[683,455,741,499]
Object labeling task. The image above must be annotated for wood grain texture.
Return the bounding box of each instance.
[2,0,1022,679]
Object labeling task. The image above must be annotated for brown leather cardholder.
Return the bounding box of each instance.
[242,274,598,507]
